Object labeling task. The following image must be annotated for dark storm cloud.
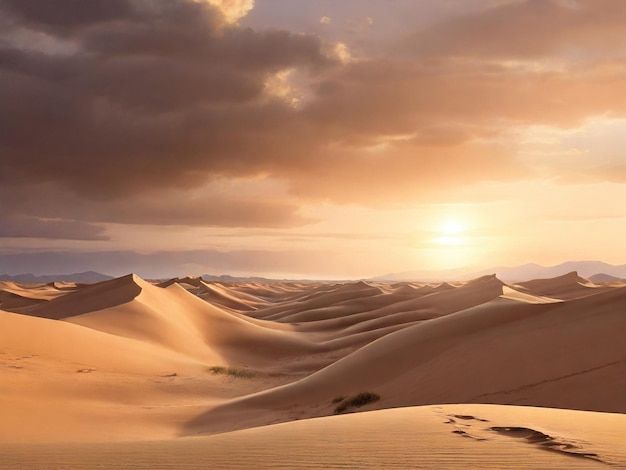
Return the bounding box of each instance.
[0,0,335,202]
[0,0,134,34]
[2,0,626,232]
[0,183,311,229]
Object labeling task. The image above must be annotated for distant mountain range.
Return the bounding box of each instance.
[0,271,114,284]
[2,261,625,284]
[200,274,275,283]
[200,274,323,283]
[370,261,626,282]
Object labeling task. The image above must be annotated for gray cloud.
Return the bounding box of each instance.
[0,0,336,203]
[0,0,135,34]
[0,183,312,228]
[1,0,626,233]
[0,215,108,240]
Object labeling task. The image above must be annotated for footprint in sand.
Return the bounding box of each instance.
[442,413,608,464]
[489,426,605,463]
[441,413,491,441]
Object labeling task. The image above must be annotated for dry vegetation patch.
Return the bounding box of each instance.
[334,392,381,414]
[207,366,256,379]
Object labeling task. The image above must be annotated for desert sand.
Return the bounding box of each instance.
[1,271,625,468]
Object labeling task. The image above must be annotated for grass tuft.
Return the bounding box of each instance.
[331,395,346,404]
[334,392,380,414]
[207,366,256,378]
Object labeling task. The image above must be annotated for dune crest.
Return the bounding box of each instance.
[17,273,145,319]
[1,272,625,468]
[515,271,606,300]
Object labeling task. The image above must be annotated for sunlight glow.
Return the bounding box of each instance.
[440,220,467,236]
[434,235,465,246]
[431,219,469,247]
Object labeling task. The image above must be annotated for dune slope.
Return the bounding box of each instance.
[187,285,626,434]
[2,405,624,469]
[2,271,625,464]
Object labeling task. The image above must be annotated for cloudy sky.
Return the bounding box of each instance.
[1,0,626,278]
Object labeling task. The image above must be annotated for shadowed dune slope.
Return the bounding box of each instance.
[17,274,144,319]
[0,291,47,310]
[283,275,505,335]
[0,281,68,310]
[59,275,320,365]
[253,281,384,320]
[186,285,626,434]
[196,281,263,311]
[158,278,267,311]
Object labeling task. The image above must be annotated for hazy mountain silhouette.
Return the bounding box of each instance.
[371,261,626,282]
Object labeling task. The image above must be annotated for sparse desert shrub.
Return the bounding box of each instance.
[331,395,346,404]
[334,392,380,414]
[207,365,255,378]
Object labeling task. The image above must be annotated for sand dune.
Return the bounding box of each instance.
[270,274,504,337]
[500,285,562,303]
[63,275,321,365]
[0,281,68,310]
[186,284,626,435]
[0,308,209,442]
[17,274,144,319]
[196,281,264,311]
[255,281,384,321]
[515,271,607,299]
[1,271,624,468]
[2,405,624,469]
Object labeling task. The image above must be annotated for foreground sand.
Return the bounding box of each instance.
[1,272,624,467]
[1,405,624,469]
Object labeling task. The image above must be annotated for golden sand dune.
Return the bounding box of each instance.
[18,274,144,319]
[64,275,321,365]
[1,272,624,468]
[255,281,385,321]
[185,284,626,435]
[0,307,209,442]
[0,281,69,310]
[500,285,562,303]
[1,405,624,469]
[196,281,265,311]
[515,271,608,300]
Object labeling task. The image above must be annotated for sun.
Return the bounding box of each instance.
[440,220,467,236]
[434,219,468,246]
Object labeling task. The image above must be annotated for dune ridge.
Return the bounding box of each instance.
[1,271,624,468]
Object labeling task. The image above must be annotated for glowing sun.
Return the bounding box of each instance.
[434,219,468,246]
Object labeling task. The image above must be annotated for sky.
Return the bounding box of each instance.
[1,0,626,279]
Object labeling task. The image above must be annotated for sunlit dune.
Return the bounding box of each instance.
[1,272,625,468]
[2,405,624,469]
